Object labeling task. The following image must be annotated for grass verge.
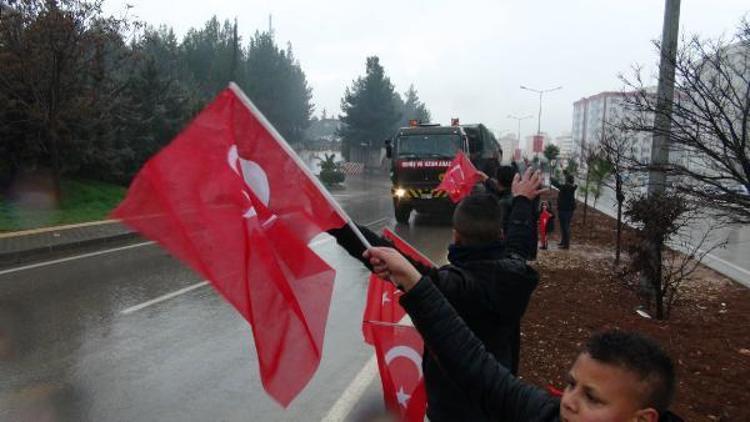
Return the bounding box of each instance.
[0,179,126,232]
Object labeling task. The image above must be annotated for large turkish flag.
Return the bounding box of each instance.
[113,84,347,406]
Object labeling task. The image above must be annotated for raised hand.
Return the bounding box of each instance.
[511,168,546,200]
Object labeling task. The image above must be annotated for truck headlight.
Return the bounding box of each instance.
[395,188,406,198]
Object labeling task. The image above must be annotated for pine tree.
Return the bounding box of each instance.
[399,84,432,126]
[243,31,313,145]
[338,56,402,160]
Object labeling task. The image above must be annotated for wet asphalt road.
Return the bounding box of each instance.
[0,175,454,422]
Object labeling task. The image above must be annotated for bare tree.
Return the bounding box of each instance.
[622,19,750,224]
[623,192,723,319]
[599,126,641,265]
[579,144,600,225]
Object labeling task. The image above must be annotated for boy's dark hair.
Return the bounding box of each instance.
[452,193,503,245]
[495,165,516,189]
[585,330,675,413]
[565,174,575,185]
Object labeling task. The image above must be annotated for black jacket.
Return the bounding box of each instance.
[329,197,539,422]
[551,178,577,212]
[401,278,684,422]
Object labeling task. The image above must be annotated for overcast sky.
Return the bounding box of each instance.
[106,0,748,145]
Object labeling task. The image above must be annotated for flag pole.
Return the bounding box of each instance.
[228,82,372,250]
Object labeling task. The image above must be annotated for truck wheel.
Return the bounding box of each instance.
[394,203,412,224]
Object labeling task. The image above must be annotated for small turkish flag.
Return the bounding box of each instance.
[368,323,427,422]
[113,83,347,406]
[435,151,482,203]
[362,228,434,344]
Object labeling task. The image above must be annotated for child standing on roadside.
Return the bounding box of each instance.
[538,201,553,250]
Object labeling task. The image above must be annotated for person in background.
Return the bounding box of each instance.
[538,201,553,250]
[551,172,577,250]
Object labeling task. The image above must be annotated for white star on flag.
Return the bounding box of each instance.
[396,386,411,408]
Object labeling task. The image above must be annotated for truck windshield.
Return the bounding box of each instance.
[396,134,461,158]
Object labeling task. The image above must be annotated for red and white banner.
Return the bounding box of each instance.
[113,83,347,407]
[533,135,544,153]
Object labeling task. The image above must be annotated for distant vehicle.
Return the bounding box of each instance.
[385,119,502,223]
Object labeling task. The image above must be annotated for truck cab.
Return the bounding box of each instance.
[386,122,468,223]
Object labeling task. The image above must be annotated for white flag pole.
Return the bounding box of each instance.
[228,82,372,250]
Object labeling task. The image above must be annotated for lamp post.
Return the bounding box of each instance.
[507,114,533,162]
[520,85,563,135]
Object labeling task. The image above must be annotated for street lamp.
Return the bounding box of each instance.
[507,114,533,159]
[520,85,563,135]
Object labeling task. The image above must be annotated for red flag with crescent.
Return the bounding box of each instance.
[112,84,347,407]
[435,151,481,203]
[368,323,427,422]
[362,228,434,344]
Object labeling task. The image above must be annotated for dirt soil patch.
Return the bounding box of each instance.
[520,194,750,421]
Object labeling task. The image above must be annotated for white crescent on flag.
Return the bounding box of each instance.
[385,345,423,408]
[228,145,271,218]
[385,345,423,378]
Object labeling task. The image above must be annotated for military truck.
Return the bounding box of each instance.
[462,123,503,177]
[385,120,502,224]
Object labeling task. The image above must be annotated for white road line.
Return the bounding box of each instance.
[320,355,378,422]
[320,316,412,422]
[362,217,390,228]
[117,237,338,315]
[120,281,210,315]
[0,241,156,276]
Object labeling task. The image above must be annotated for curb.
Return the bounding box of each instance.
[0,230,140,269]
[0,219,123,238]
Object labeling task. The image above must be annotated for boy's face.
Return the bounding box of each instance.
[559,353,659,422]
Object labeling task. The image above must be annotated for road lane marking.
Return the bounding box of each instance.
[120,281,210,315]
[320,355,378,422]
[0,241,156,276]
[117,237,339,315]
[320,316,412,422]
[113,217,390,315]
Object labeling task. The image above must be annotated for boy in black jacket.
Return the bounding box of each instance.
[329,169,541,421]
[363,246,683,422]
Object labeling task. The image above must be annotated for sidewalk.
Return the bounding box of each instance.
[0,220,137,267]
